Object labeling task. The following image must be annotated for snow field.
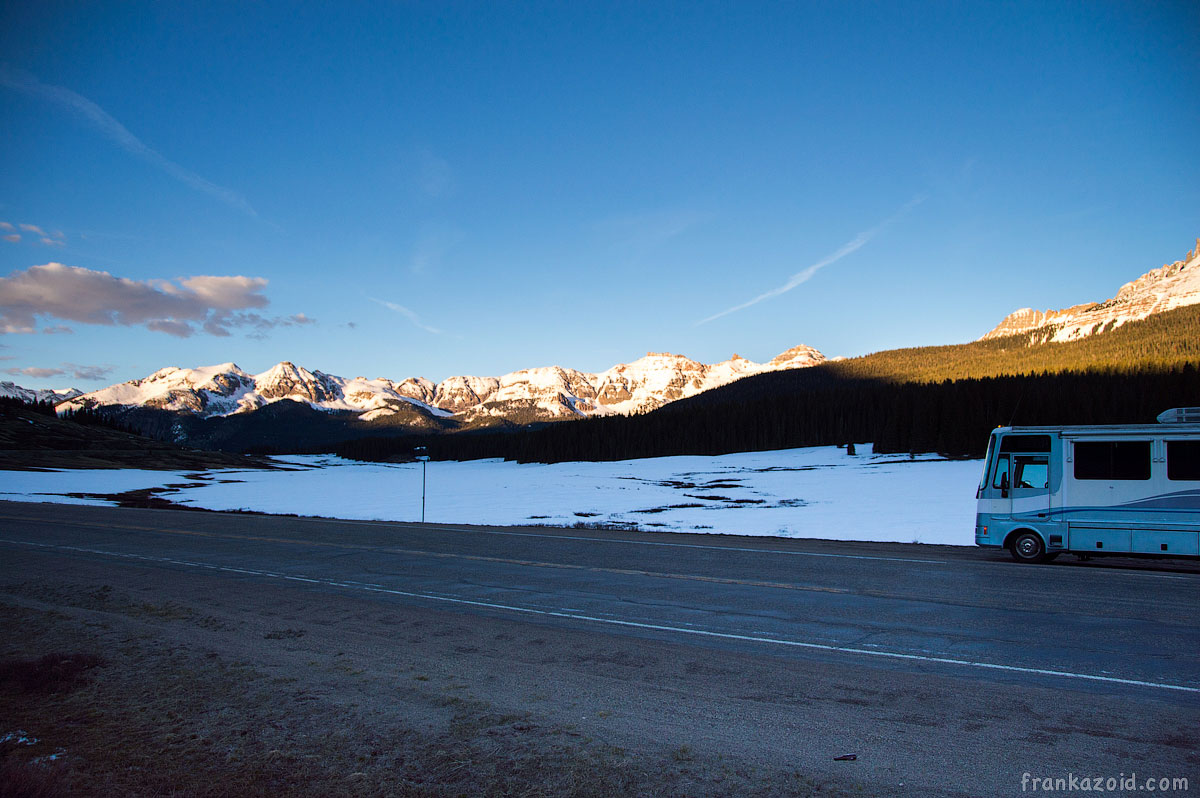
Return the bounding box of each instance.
[0,446,984,545]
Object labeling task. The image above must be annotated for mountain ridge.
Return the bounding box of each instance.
[0,382,83,405]
[981,239,1200,342]
[58,346,827,427]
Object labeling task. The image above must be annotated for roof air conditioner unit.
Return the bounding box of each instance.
[1157,407,1200,423]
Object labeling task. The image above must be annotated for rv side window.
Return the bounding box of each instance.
[992,454,1010,489]
[1167,441,1200,481]
[1074,440,1151,481]
[1013,458,1048,489]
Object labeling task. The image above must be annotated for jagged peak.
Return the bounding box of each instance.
[768,344,826,366]
[255,360,315,381]
[62,343,829,424]
[980,236,1200,342]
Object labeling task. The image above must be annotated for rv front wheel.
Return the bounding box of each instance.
[1009,531,1048,564]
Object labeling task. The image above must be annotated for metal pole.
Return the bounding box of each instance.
[415,446,428,524]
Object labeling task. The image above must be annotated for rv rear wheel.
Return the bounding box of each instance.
[1009,531,1048,564]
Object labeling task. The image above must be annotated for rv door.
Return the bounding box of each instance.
[1010,454,1050,518]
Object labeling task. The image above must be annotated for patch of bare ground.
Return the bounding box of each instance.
[0,583,826,797]
[0,449,279,472]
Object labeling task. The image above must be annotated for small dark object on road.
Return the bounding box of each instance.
[833,754,857,761]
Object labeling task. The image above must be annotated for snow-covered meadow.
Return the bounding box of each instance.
[0,446,984,545]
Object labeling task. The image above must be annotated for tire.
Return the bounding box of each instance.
[1009,531,1049,563]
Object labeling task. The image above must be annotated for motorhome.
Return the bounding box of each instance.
[975,408,1200,563]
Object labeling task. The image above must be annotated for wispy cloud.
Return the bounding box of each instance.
[5,366,65,379]
[409,223,463,275]
[372,298,442,334]
[0,262,291,337]
[597,208,711,264]
[697,194,927,325]
[67,363,116,381]
[1,221,67,246]
[5,362,114,380]
[0,67,256,217]
[234,311,318,340]
[417,149,455,199]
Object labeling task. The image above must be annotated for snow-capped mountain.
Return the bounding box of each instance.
[0,382,83,405]
[60,346,826,426]
[59,362,450,422]
[981,239,1200,342]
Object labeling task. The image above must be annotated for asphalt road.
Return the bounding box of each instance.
[1,499,1197,796]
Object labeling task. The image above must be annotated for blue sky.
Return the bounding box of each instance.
[2,1,1198,388]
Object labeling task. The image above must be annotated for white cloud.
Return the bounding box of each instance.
[171,275,271,309]
[5,366,65,379]
[0,67,256,217]
[5,362,115,380]
[697,193,928,325]
[0,262,277,338]
[0,221,67,246]
[371,298,442,334]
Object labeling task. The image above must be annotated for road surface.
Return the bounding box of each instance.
[1,499,1197,796]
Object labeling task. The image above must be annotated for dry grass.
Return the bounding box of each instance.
[0,653,106,695]
[0,582,834,797]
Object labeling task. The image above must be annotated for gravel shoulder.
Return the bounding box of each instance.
[0,549,849,797]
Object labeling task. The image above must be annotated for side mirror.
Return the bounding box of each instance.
[999,471,1009,498]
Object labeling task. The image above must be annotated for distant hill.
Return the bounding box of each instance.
[0,397,272,470]
[778,302,1200,385]
[980,238,1200,342]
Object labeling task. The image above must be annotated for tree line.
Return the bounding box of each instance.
[0,395,59,416]
[0,395,142,436]
[335,363,1200,464]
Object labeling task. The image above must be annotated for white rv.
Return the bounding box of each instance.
[975,408,1200,563]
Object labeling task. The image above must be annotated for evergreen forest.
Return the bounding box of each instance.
[336,304,1200,464]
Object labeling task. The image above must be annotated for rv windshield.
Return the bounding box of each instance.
[978,432,998,494]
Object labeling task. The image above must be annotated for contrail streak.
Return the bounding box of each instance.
[372,298,443,334]
[1,67,256,217]
[697,193,927,325]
